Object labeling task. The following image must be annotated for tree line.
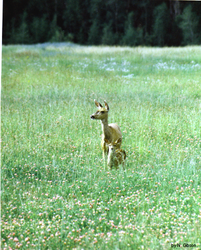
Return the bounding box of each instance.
[3,0,201,46]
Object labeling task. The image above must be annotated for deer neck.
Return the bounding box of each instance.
[101,118,111,139]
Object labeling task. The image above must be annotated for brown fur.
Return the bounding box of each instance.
[90,100,122,163]
[105,138,126,169]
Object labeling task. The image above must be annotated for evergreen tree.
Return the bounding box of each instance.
[30,16,49,43]
[152,2,171,46]
[63,0,80,43]
[7,19,17,44]
[3,0,201,45]
[49,14,65,42]
[179,5,199,45]
[101,23,116,45]
[88,20,101,45]
[122,25,136,46]
[122,12,136,46]
[9,12,30,44]
[88,0,105,45]
[121,12,144,46]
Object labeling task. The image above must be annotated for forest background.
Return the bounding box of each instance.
[3,0,201,47]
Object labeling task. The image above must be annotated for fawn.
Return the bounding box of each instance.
[105,138,126,169]
[90,100,122,164]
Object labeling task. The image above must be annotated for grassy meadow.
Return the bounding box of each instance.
[1,44,201,249]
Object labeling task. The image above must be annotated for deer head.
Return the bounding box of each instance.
[90,100,109,120]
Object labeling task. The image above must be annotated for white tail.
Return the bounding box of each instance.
[90,100,122,163]
[105,138,126,169]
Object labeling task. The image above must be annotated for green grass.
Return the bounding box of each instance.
[1,44,201,249]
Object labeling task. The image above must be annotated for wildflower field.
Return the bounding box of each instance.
[1,44,201,249]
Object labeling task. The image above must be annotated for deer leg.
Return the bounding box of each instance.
[101,140,108,170]
[122,161,125,170]
[122,151,126,170]
[104,146,110,170]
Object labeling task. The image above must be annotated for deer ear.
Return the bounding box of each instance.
[94,99,103,108]
[104,138,109,144]
[115,138,122,144]
[104,100,109,111]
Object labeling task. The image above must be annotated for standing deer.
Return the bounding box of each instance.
[90,100,122,165]
[105,138,126,169]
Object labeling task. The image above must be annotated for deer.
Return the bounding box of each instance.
[90,100,122,166]
[105,138,126,169]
